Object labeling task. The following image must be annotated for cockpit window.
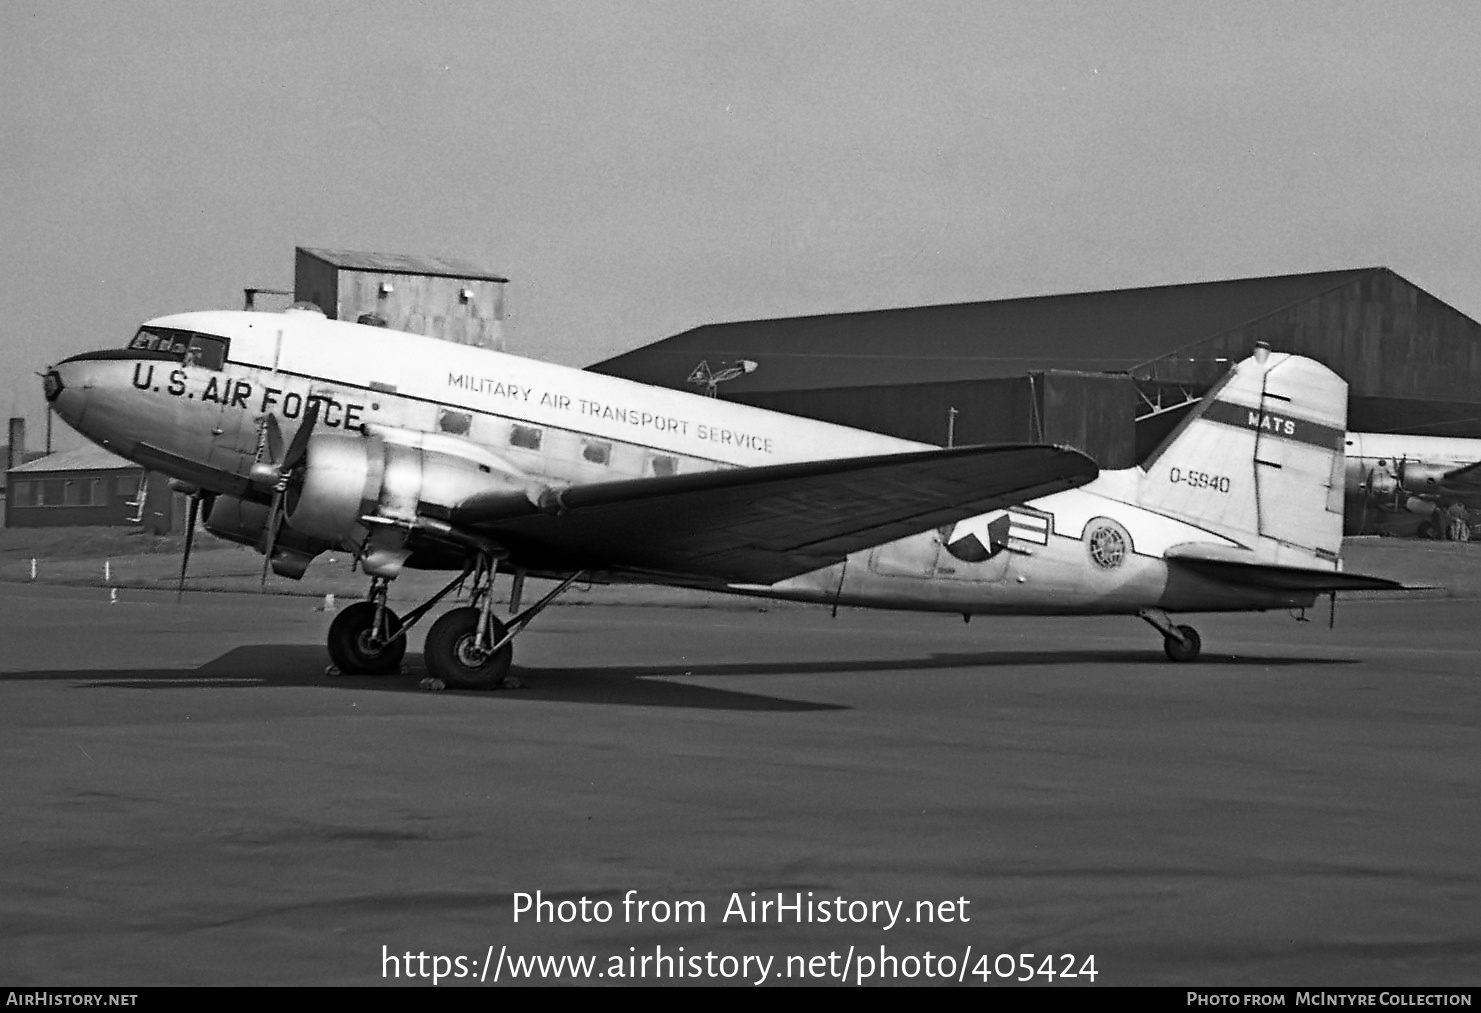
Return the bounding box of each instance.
[130,327,190,357]
[185,334,227,370]
[128,327,228,370]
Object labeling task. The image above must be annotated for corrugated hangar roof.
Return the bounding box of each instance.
[589,268,1378,393]
[297,247,508,282]
[9,446,137,474]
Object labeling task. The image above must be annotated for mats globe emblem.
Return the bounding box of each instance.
[1086,518,1130,570]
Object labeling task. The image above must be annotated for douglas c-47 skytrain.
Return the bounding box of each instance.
[42,306,1404,688]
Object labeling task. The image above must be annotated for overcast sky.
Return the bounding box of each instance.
[4,1,1480,449]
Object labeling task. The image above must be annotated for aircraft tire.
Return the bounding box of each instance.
[1163,625,1201,663]
[327,601,407,674]
[424,606,513,690]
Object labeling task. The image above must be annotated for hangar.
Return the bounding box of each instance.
[589,267,1481,469]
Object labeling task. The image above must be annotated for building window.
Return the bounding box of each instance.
[64,480,84,506]
[43,480,64,506]
[510,424,542,450]
[582,439,611,465]
[11,480,32,507]
[116,476,137,498]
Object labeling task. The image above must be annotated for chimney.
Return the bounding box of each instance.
[7,417,23,473]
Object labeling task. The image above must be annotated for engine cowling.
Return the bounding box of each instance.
[285,428,534,544]
[202,494,331,579]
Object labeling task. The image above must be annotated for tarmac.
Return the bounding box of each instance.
[1,582,1477,986]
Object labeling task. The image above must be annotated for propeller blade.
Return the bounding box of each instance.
[261,488,283,590]
[282,398,321,472]
[263,413,285,465]
[260,399,320,590]
[176,494,200,602]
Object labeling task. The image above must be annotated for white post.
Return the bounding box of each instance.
[104,560,112,583]
[30,558,37,581]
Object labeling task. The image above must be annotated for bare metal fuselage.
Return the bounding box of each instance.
[47,315,1317,619]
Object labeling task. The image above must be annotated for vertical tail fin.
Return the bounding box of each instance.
[1137,347,1348,567]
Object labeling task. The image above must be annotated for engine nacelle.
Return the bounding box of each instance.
[285,428,533,545]
[1399,462,1450,496]
[201,494,329,579]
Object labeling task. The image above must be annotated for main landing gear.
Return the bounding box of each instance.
[1137,608,1202,663]
[325,557,584,690]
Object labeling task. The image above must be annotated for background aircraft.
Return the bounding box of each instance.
[42,309,1401,688]
[1345,433,1481,539]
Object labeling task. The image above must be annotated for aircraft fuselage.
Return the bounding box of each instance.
[46,310,1318,621]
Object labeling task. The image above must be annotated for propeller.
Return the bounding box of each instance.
[258,401,320,589]
[175,490,203,602]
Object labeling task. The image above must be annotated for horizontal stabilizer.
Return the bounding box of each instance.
[1165,544,1408,592]
[449,443,1098,584]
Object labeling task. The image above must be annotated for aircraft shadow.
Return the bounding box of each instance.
[5,646,842,713]
[1,643,1353,713]
[556,647,1355,679]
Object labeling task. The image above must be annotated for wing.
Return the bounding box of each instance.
[440,443,1097,584]
[1442,459,1481,488]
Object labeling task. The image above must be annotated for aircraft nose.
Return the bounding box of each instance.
[41,367,64,402]
[42,358,94,431]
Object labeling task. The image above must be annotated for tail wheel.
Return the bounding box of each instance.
[1163,625,1202,663]
[327,601,406,674]
[424,606,513,690]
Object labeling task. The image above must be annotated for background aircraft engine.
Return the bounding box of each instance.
[1399,462,1449,496]
[1363,465,1399,502]
[284,428,532,543]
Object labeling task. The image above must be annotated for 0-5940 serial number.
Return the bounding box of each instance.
[1168,466,1232,494]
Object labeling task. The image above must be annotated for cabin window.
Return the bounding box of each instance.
[582,439,611,466]
[650,454,678,478]
[438,410,472,436]
[510,424,543,451]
